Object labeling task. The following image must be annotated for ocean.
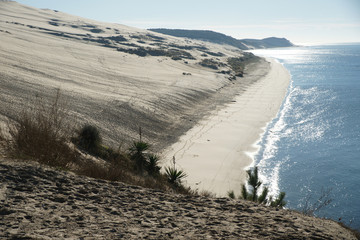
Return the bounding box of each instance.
[250,44,360,229]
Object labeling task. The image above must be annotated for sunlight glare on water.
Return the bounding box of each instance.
[250,45,360,228]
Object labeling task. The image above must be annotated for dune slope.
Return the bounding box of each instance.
[0,159,357,240]
[0,1,266,151]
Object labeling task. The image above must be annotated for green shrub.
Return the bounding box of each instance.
[77,125,101,154]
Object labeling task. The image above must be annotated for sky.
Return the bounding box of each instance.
[16,0,360,45]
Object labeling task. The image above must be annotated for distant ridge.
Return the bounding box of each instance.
[149,29,294,50]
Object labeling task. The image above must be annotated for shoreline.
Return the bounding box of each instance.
[162,58,291,197]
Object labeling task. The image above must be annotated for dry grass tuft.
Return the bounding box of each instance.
[3,90,78,167]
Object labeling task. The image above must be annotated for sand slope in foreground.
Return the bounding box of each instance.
[0,159,356,240]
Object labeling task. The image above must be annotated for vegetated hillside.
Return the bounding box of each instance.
[149,29,295,50]
[0,1,266,151]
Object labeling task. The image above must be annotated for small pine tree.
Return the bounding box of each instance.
[227,190,235,199]
[241,167,268,203]
[241,166,286,208]
[270,191,286,208]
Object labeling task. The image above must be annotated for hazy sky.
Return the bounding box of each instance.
[16,0,360,45]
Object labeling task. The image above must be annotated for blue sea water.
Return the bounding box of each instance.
[250,44,360,229]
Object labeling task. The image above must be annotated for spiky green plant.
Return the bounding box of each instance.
[258,186,269,204]
[247,167,262,201]
[270,191,286,208]
[128,141,149,173]
[240,166,286,208]
[147,154,161,176]
[165,166,187,186]
[227,190,235,199]
[242,167,264,202]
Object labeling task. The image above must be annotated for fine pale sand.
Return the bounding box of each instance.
[1,159,357,240]
[0,1,265,152]
[163,59,290,196]
[1,2,289,195]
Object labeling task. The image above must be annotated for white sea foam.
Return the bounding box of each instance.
[255,82,294,196]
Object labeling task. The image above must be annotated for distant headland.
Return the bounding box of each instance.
[149,28,295,50]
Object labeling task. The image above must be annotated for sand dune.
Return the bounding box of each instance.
[1,1,288,194]
[1,1,263,152]
[1,2,358,239]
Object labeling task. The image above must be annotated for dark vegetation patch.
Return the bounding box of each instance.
[168,44,208,51]
[117,46,195,60]
[48,21,59,27]
[199,58,226,70]
[227,52,260,77]
[130,34,166,43]
[118,42,139,47]
[146,33,165,41]
[82,24,97,28]
[6,21,25,26]
[107,35,127,42]
[0,29,11,34]
[201,50,225,57]
[217,70,232,75]
[90,28,104,34]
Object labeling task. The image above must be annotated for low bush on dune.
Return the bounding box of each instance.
[77,125,102,154]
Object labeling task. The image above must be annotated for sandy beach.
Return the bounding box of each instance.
[163,59,290,196]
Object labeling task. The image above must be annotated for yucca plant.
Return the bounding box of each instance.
[128,141,149,173]
[165,156,187,186]
[165,166,187,185]
[147,154,161,176]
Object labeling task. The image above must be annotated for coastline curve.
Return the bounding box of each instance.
[163,58,291,196]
